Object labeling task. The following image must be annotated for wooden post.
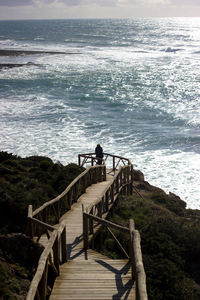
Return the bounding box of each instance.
[89,207,94,235]
[61,226,67,263]
[129,219,135,280]
[98,167,102,182]
[111,183,114,203]
[126,167,129,184]
[27,205,34,239]
[75,182,79,202]
[83,213,89,249]
[105,191,109,212]
[78,155,81,166]
[103,165,106,181]
[113,156,115,171]
[134,230,148,300]
[123,168,125,186]
[53,236,60,276]
[97,201,102,218]
[87,171,91,186]
[116,174,119,193]
[120,171,122,187]
[130,164,133,195]
[82,175,86,192]
[38,261,48,300]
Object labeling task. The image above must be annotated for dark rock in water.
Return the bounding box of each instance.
[0,62,39,70]
[0,49,79,57]
[0,233,44,270]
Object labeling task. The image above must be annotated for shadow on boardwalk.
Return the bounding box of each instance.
[96,259,134,300]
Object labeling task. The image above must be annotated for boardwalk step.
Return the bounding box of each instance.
[50,258,135,300]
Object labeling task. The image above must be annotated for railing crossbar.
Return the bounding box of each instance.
[107,227,129,259]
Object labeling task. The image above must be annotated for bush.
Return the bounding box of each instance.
[94,191,200,300]
[0,152,85,234]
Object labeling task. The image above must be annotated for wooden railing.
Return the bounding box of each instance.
[27,162,106,299]
[82,213,148,300]
[81,161,147,299]
[27,164,106,241]
[26,221,67,300]
[85,163,133,222]
[27,153,147,300]
[129,219,148,300]
[78,152,131,172]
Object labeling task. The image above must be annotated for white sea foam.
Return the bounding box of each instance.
[132,150,200,209]
[0,18,200,209]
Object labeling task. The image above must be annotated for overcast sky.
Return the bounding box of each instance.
[0,0,199,20]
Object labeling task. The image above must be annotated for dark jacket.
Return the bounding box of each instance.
[95,145,103,158]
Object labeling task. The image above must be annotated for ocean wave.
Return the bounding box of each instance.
[0,18,200,209]
[162,47,183,53]
[0,39,19,48]
[34,37,45,41]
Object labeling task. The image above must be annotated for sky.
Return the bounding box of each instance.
[0,0,200,20]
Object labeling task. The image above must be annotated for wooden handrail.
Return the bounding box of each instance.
[86,164,133,219]
[27,154,147,300]
[26,221,67,300]
[78,152,131,170]
[83,212,130,234]
[28,164,106,229]
[129,220,148,300]
[82,213,148,300]
[32,168,89,216]
[32,165,105,216]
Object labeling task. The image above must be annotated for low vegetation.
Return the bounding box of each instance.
[95,180,200,300]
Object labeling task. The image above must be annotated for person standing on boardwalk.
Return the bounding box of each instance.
[95,144,103,165]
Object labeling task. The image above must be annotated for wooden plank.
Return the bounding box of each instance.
[50,296,134,300]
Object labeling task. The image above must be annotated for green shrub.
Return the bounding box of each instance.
[0,152,85,234]
[95,192,200,300]
[0,151,15,163]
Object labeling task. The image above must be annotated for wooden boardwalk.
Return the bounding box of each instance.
[49,175,136,300]
[27,154,148,300]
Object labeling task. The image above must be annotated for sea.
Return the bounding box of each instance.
[0,18,199,209]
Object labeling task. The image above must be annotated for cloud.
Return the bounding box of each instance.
[57,0,118,6]
[0,0,55,6]
[53,0,200,7]
[0,0,34,6]
[0,0,199,7]
[170,0,199,4]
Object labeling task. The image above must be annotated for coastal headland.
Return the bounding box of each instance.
[0,49,79,56]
